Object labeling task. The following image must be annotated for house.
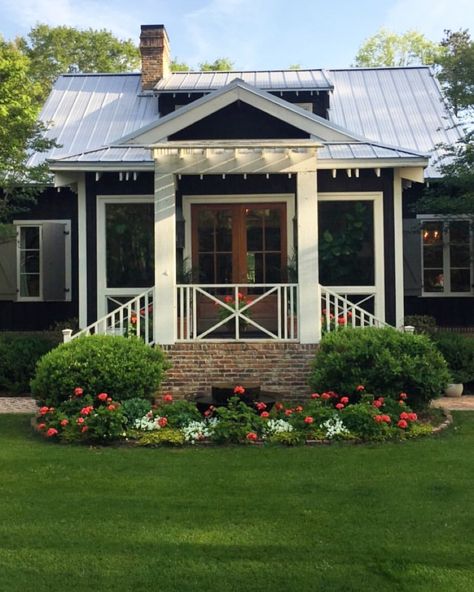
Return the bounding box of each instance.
[0,24,471,395]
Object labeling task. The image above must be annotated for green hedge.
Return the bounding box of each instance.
[431,332,474,384]
[309,327,450,409]
[31,335,169,406]
[0,333,59,394]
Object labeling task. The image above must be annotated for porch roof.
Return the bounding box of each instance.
[48,139,428,170]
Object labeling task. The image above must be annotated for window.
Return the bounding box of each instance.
[421,218,473,295]
[15,221,71,302]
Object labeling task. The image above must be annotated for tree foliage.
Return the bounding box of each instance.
[354,28,442,67]
[17,24,140,103]
[199,58,234,71]
[436,29,474,116]
[0,37,56,223]
[170,58,190,72]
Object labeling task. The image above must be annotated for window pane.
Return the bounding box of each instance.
[265,209,281,250]
[424,270,444,292]
[265,254,281,283]
[215,211,232,251]
[106,203,154,288]
[246,209,263,251]
[451,269,471,292]
[422,222,443,245]
[20,274,40,297]
[20,227,40,250]
[319,201,374,285]
[197,211,214,251]
[423,245,443,267]
[450,221,469,243]
[20,252,40,273]
[216,254,233,283]
[450,245,471,267]
[198,254,214,283]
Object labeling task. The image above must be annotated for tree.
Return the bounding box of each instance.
[199,58,234,71]
[17,24,140,103]
[0,38,56,224]
[171,58,191,72]
[354,28,442,67]
[436,29,474,116]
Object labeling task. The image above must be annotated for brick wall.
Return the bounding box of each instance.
[160,343,318,400]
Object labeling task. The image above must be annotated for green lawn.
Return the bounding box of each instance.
[0,414,473,592]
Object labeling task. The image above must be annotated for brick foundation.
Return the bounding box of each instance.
[160,342,318,400]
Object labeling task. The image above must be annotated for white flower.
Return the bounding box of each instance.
[181,419,217,443]
[320,414,350,439]
[263,419,293,438]
[134,414,164,431]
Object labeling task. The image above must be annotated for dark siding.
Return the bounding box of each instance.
[85,172,155,325]
[0,186,78,330]
[170,101,310,141]
[318,169,396,325]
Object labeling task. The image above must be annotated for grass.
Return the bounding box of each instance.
[0,413,473,592]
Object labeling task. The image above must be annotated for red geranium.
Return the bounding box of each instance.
[400,411,409,420]
[397,419,408,429]
[255,402,267,411]
[60,419,69,427]
[77,417,85,425]
[399,392,408,400]
[260,411,270,419]
[107,404,116,411]
[356,385,365,392]
[74,387,84,397]
[340,396,349,405]
[234,385,245,395]
[38,423,46,430]
[163,393,173,403]
[246,432,258,441]
[381,415,391,423]
[46,428,58,437]
[39,406,49,416]
[80,405,93,415]
[373,400,382,408]
[374,415,383,423]
[295,405,303,412]
[304,416,314,424]
[81,426,89,433]
[285,409,293,416]
[158,417,168,428]
[97,393,108,402]
[321,393,331,400]
[408,413,418,421]
[311,393,320,399]
[335,403,344,410]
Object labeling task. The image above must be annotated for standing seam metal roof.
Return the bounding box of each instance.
[31,67,460,177]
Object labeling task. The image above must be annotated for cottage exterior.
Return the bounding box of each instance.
[0,24,472,392]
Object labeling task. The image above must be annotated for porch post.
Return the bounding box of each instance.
[154,172,177,344]
[297,170,321,344]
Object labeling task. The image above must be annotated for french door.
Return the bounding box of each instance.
[191,203,287,284]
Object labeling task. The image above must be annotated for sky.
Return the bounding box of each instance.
[0,0,473,69]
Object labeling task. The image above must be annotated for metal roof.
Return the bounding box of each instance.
[32,67,460,177]
[154,69,333,92]
[27,74,158,168]
[318,142,428,161]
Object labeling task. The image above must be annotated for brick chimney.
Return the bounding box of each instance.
[140,25,171,91]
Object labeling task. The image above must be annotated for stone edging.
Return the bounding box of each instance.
[431,408,453,434]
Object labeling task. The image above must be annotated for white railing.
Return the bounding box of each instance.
[320,285,388,332]
[65,287,155,345]
[177,284,298,341]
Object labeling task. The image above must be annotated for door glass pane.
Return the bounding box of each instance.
[106,203,154,288]
[319,201,374,285]
[20,227,40,249]
[215,211,232,251]
[265,209,281,250]
[246,206,284,283]
[246,209,264,251]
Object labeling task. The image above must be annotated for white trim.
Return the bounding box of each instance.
[14,219,72,303]
[15,223,42,302]
[182,194,295,268]
[318,192,385,321]
[393,170,404,328]
[77,176,87,327]
[96,195,154,318]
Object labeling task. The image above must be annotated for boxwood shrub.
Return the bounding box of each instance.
[309,327,450,409]
[0,333,59,394]
[431,332,474,384]
[31,335,169,406]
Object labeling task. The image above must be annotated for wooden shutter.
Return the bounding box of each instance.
[0,226,17,301]
[403,219,422,297]
[42,222,70,301]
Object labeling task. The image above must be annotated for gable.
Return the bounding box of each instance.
[170,101,310,141]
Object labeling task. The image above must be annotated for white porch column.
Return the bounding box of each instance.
[154,172,177,344]
[297,170,321,343]
[393,169,404,328]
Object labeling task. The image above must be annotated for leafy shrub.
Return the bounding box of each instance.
[431,332,474,384]
[136,428,185,447]
[211,396,262,444]
[268,431,304,446]
[404,315,437,336]
[309,327,450,409]
[0,333,58,394]
[121,398,153,425]
[341,404,387,440]
[31,335,169,406]
[154,398,202,428]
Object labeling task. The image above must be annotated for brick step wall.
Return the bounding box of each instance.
[160,343,318,400]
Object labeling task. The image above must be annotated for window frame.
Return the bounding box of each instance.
[14,219,72,303]
[418,214,474,297]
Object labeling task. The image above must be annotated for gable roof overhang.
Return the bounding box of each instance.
[116,78,359,145]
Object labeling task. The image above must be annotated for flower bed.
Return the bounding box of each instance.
[34,385,439,446]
